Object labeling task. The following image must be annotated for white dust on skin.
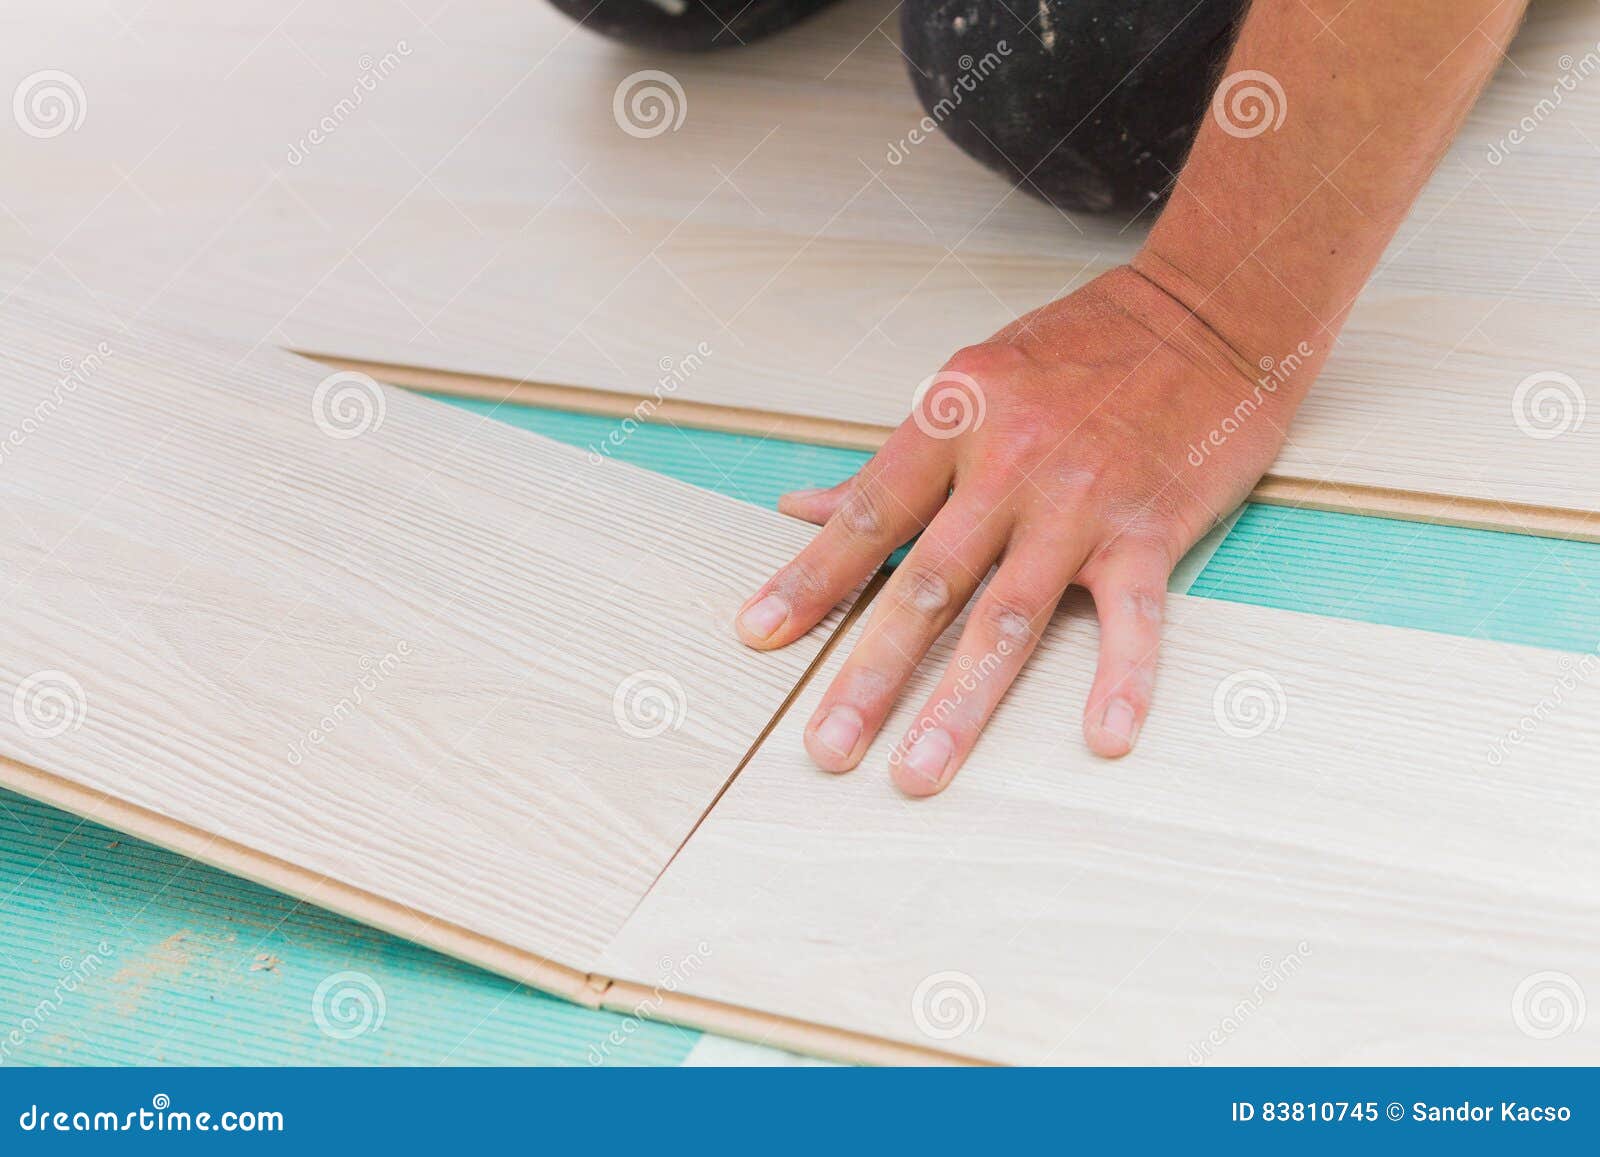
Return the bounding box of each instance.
[1122,586,1164,628]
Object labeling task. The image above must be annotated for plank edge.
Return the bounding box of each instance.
[300,352,890,453]
[595,978,987,1066]
[302,353,1600,544]
[0,754,599,1008]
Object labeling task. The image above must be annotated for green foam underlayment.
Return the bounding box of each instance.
[2,395,1595,1067]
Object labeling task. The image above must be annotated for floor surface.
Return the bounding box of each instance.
[1,395,1595,1066]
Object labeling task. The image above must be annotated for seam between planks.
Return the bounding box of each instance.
[584,974,987,1065]
[617,569,891,929]
[303,351,1600,546]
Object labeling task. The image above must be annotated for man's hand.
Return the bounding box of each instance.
[736,0,1526,795]
[735,266,1296,794]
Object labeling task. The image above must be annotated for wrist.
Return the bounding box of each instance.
[1101,262,1322,417]
[1128,247,1331,394]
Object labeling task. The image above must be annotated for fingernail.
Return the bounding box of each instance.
[813,706,863,756]
[785,488,823,501]
[1102,698,1139,745]
[902,728,955,785]
[738,594,789,640]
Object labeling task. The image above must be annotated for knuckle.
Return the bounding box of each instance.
[979,592,1040,647]
[831,663,894,706]
[775,558,828,603]
[1119,584,1165,628]
[896,566,953,619]
[1048,464,1101,502]
[943,342,1024,383]
[1081,530,1177,584]
[836,476,890,541]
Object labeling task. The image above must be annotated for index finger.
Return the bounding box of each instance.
[736,424,954,650]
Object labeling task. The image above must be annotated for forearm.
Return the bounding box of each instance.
[1135,0,1529,387]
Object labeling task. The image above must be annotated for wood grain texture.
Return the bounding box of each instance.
[602,593,1600,1065]
[2,0,1599,519]
[0,285,849,975]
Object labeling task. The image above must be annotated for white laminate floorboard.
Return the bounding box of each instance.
[0,284,848,974]
[0,1,1597,515]
[602,593,1600,1064]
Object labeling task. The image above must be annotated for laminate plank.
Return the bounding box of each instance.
[0,285,849,976]
[2,0,1599,520]
[601,593,1600,1064]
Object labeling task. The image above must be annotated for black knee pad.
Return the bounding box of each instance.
[898,0,1248,215]
[546,0,846,52]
